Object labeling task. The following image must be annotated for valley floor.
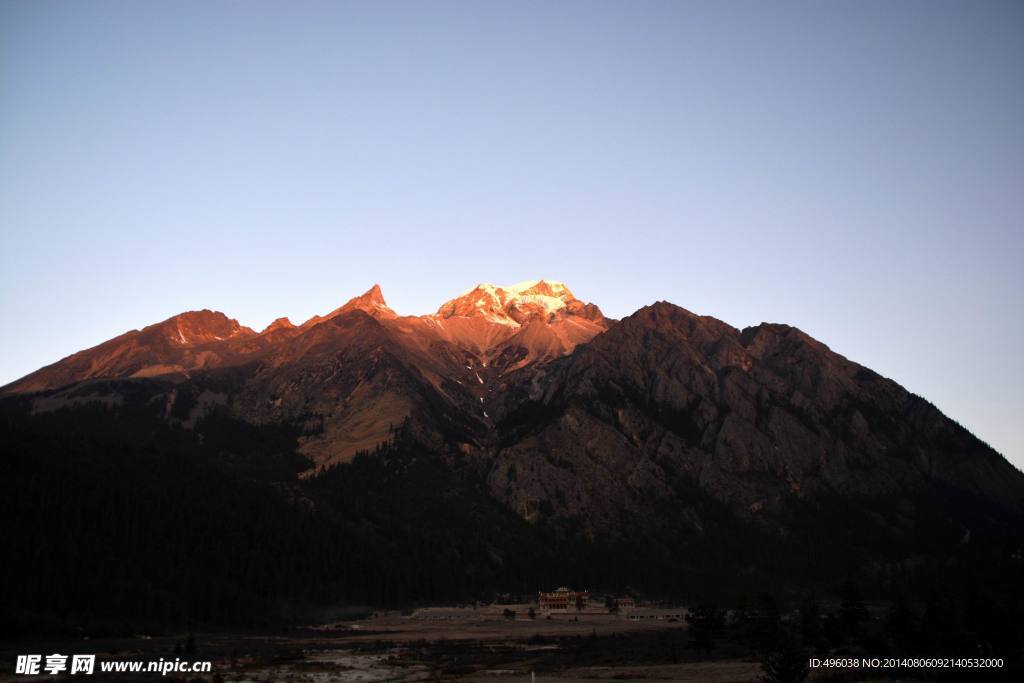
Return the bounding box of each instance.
[0,611,761,682]
[0,610,962,682]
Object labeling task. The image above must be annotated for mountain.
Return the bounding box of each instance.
[2,309,259,394]
[300,283,399,327]
[484,302,1023,536]
[2,281,1022,631]
[1,281,612,468]
[2,280,604,395]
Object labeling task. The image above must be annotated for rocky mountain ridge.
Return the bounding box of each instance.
[3,280,1023,629]
[1,280,607,397]
[3,281,1021,545]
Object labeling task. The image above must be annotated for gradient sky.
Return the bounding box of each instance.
[1,1,1022,466]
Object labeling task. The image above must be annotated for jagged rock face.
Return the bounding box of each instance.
[436,280,581,325]
[262,317,295,334]
[2,281,609,398]
[1,282,611,467]
[428,280,611,363]
[2,310,258,393]
[482,303,1023,538]
[315,284,399,323]
[3,283,1022,553]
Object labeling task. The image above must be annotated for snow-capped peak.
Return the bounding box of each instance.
[435,280,579,326]
[506,280,572,298]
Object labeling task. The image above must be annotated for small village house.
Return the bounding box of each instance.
[538,586,589,611]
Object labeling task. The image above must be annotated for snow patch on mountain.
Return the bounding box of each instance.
[435,279,578,326]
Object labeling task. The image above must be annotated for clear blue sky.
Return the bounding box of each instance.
[1,1,1021,465]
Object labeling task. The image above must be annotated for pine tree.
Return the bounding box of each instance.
[760,631,809,683]
[884,593,917,654]
[686,603,724,654]
[839,578,868,641]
